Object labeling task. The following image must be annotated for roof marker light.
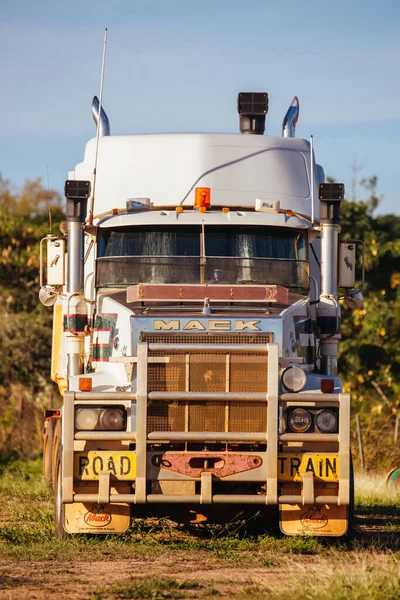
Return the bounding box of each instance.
[195,187,211,209]
[222,207,230,214]
[176,207,183,213]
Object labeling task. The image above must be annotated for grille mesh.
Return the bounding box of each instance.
[146,333,270,433]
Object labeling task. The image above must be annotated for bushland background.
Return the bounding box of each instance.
[0,174,398,470]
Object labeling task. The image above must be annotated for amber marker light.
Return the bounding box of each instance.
[112,208,119,215]
[176,206,183,213]
[79,378,93,392]
[194,187,211,209]
[321,379,335,393]
[222,207,230,214]
[286,209,293,217]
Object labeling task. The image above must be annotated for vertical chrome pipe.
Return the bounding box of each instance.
[67,222,84,294]
[66,222,86,377]
[318,192,342,377]
[320,224,339,296]
[65,181,90,380]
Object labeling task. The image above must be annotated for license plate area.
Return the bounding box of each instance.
[74,451,136,480]
[278,453,339,482]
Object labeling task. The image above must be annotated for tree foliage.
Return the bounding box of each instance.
[0,176,64,458]
[337,178,400,467]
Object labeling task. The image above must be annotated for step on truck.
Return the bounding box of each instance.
[40,91,363,536]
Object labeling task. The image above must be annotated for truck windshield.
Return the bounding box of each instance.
[96,225,309,291]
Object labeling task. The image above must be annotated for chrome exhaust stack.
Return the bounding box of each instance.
[92,95,111,136]
[282,96,299,137]
[317,183,345,377]
[64,180,91,380]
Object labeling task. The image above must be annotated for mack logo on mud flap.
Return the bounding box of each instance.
[300,506,329,530]
[153,319,261,331]
[83,509,112,527]
[74,451,136,480]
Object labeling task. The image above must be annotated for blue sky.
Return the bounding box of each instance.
[1,0,399,214]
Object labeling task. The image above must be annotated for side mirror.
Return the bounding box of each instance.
[338,239,365,290]
[47,238,66,286]
[40,236,66,288]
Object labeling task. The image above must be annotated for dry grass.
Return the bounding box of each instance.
[355,470,400,514]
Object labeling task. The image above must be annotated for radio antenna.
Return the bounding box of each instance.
[46,165,53,235]
[88,28,108,226]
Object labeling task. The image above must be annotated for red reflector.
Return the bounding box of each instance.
[321,379,334,393]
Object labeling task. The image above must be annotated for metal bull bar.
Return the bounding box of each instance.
[62,341,350,507]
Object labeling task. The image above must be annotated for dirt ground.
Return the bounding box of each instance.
[0,515,399,600]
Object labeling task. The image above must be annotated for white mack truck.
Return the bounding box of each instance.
[40,92,363,537]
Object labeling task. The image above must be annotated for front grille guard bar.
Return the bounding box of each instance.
[62,341,350,507]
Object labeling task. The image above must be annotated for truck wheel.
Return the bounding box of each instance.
[51,419,62,490]
[344,453,355,540]
[54,445,69,539]
[43,418,56,484]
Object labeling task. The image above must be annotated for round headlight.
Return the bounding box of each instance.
[282,365,307,393]
[288,408,312,433]
[315,409,337,433]
[75,408,99,430]
[100,409,124,431]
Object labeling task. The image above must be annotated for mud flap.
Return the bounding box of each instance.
[64,484,131,534]
[279,487,348,536]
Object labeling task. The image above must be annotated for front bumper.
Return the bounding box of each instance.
[62,341,351,509]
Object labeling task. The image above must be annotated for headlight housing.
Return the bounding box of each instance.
[314,409,337,433]
[285,407,339,433]
[281,365,307,393]
[75,406,126,431]
[287,408,312,433]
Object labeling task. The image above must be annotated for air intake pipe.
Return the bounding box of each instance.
[317,183,345,377]
[282,96,299,137]
[92,96,111,136]
[64,180,91,380]
[237,92,268,135]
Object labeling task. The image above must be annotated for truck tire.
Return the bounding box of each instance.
[54,444,69,539]
[344,453,355,541]
[51,419,62,490]
[43,418,56,485]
